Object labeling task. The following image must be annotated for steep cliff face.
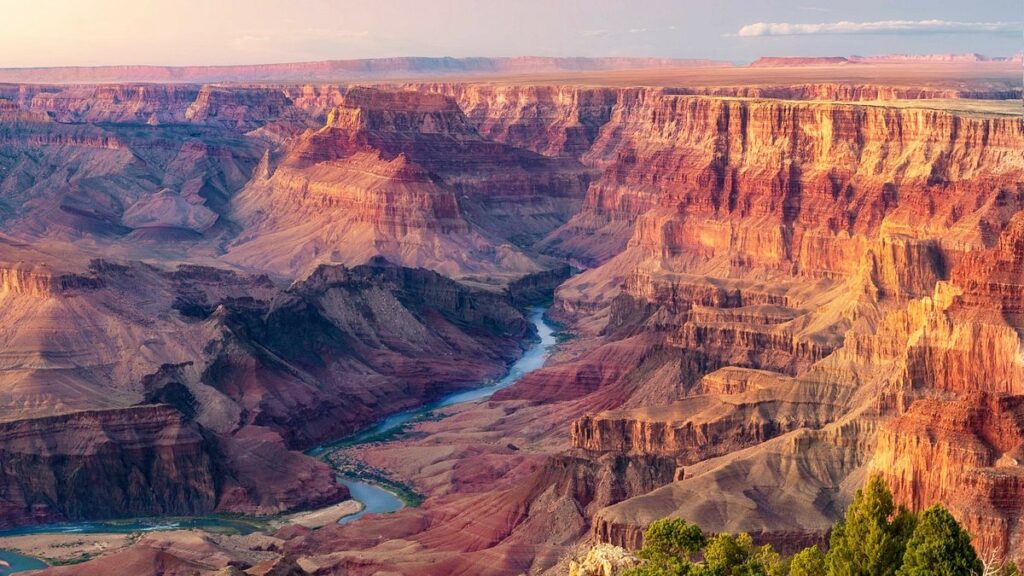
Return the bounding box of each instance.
[674,84,1023,101]
[0,251,537,527]
[0,405,217,527]
[0,83,321,132]
[570,378,842,463]
[401,83,623,158]
[229,87,589,278]
[9,84,202,124]
[861,216,1024,563]
[566,94,1024,561]
[0,402,345,527]
[0,265,103,297]
[184,85,306,130]
[872,395,1024,563]
[403,83,1022,162]
[562,94,1022,267]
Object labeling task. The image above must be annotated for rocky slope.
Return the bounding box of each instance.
[0,405,218,526]
[0,84,202,124]
[307,83,1023,567]
[228,87,589,278]
[0,249,535,527]
[558,95,1024,562]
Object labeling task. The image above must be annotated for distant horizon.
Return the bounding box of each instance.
[1,0,1019,68]
[0,51,1020,71]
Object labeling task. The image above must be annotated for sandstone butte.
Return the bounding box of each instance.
[0,57,1020,575]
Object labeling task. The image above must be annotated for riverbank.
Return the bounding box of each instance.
[270,500,363,530]
[0,306,558,571]
[314,305,558,524]
[0,533,135,567]
[0,499,361,571]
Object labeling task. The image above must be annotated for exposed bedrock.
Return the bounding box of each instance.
[0,253,535,527]
[0,405,217,528]
[532,91,1024,565]
[527,451,680,518]
[871,395,1024,563]
[228,87,590,278]
[562,94,1020,270]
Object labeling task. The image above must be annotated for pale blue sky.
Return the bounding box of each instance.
[0,0,1020,67]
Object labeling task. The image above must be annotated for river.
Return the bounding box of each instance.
[0,550,46,574]
[320,305,557,523]
[0,306,557,571]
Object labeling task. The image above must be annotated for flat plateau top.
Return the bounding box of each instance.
[704,96,1023,118]
[420,62,1021,90]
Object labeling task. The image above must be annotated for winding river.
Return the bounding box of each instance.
[318,305,558,523]
[0,550,46,574]
[0,306,557,571]
[0,517,261,574]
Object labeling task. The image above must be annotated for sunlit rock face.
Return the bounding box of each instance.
[409,82,1023,563]
[228,87,590,279]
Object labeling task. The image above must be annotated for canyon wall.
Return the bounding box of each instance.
[0,405,217,527]
[399,85,1021,561]
[228,87,590,278]
[0,250,538,527]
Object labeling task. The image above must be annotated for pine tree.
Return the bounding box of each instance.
[639,518,707,564]
[825,476,916,576]
[698,533,784,576]
[789,546,827,576]
[897,505,983,576]
[623,518,707,576]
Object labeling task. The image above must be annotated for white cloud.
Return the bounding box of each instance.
[581,29,609,38]
[736,19,1021,37]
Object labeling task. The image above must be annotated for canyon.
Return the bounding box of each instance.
[0,56,1020,574]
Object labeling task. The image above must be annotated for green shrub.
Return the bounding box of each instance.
[825,476,916,576]
[788,546,826,576]
[896,505,982,576]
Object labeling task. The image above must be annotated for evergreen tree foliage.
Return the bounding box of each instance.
[698,532,785,576]
[825,476,916,576]
[897,505,982,576]
[789,546,827,576]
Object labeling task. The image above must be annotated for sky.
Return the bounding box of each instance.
[0,0,1020,67]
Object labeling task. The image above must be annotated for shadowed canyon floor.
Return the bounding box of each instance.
[0,58,1021,574]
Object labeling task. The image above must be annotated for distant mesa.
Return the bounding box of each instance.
[2,54,1016,84]
[0,56,730,84]
[751,56,851,67]
[848,52,1022,63]
[752,53,1020,67]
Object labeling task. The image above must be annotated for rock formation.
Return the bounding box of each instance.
[568,543,641,576]
[228,87,589,278]
[0,248,535,526]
